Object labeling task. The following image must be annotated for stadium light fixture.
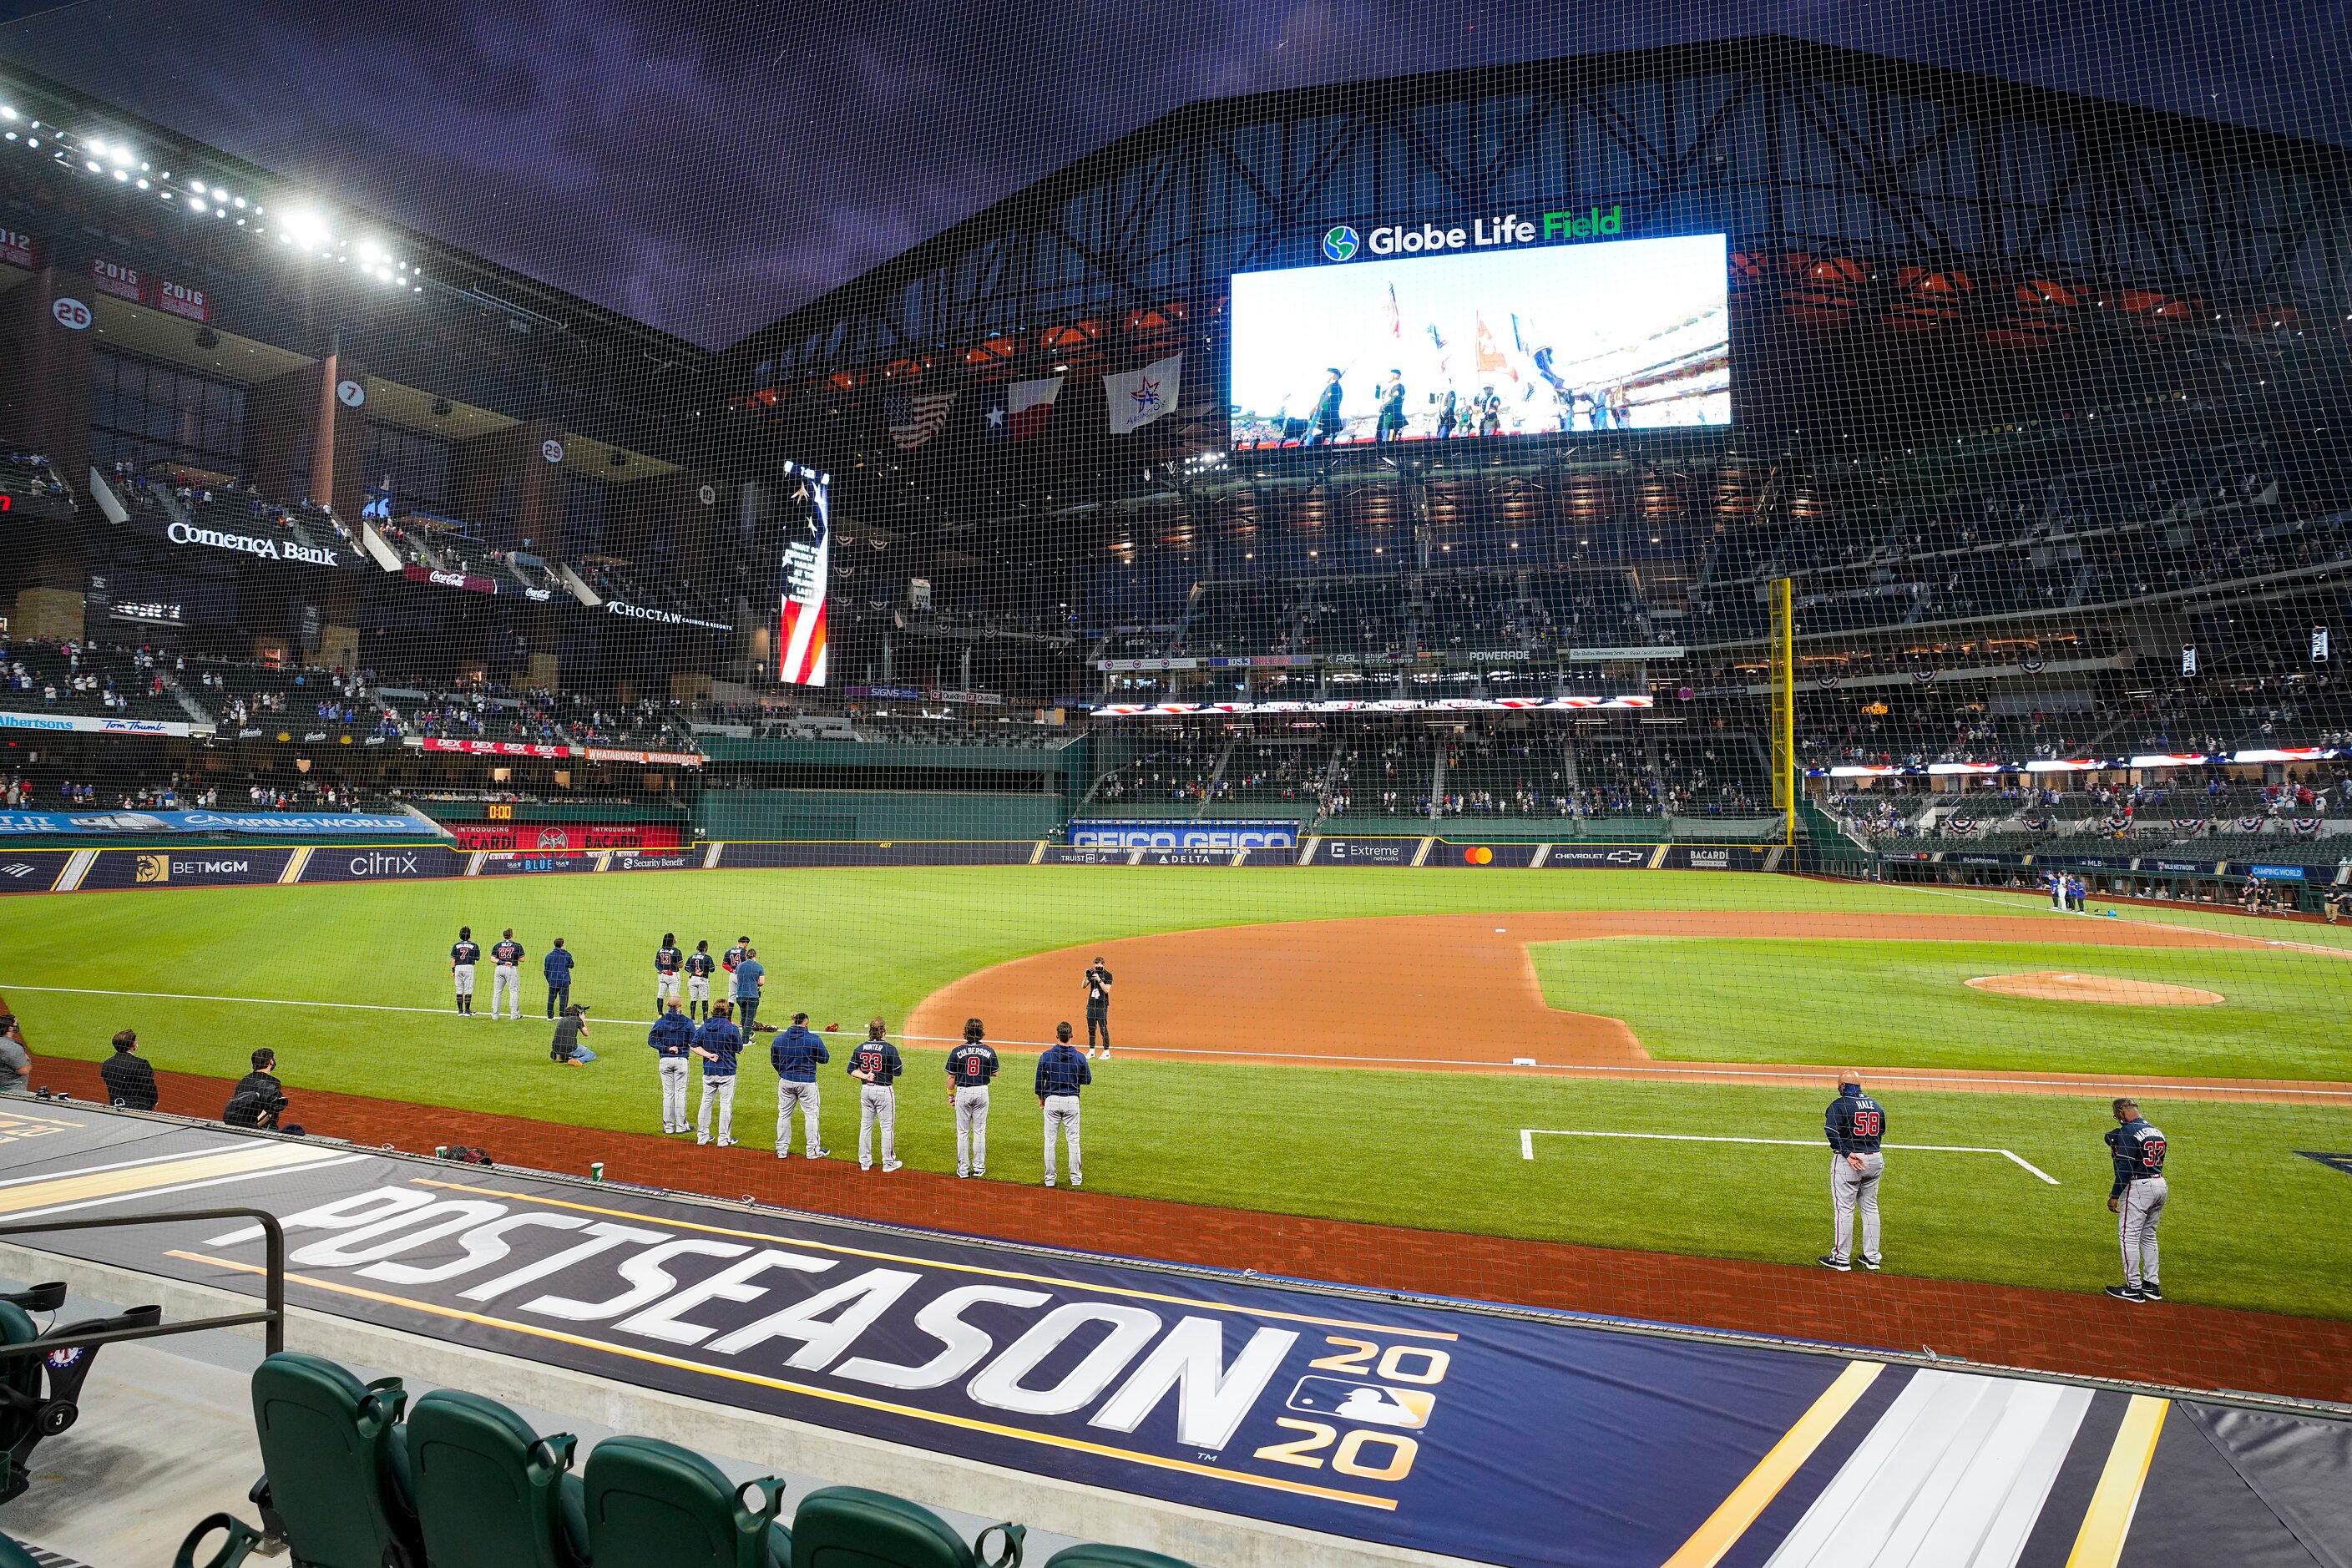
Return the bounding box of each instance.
[189,179,205,194]
[0,107,13,119]
[187,197,205,212]
[280,207,330,249]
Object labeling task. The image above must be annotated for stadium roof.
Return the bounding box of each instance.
[725,33,2352,371]
[0,57,712,378]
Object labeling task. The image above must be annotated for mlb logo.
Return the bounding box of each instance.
[1284,1376,1434,1429]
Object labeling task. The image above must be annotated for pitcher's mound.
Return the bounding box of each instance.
[1966,972,2223,1006]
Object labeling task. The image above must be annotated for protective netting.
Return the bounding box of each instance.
[0,7,2345,1444]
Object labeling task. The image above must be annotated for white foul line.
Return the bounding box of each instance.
[1519,1127,2061,1184]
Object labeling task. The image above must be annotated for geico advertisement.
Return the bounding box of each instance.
[152,1161,1840,1563]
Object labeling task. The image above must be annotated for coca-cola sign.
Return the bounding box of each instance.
[403,564,498,595]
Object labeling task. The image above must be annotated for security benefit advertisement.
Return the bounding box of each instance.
[1229,231,1730,448]
[51,1132,1851,1566]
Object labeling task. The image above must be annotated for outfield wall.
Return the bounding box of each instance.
[0,836,1789,892]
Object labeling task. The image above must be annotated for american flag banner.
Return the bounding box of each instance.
[885,388,957,451]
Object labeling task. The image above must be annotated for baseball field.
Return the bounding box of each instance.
[2,865,2349,1323]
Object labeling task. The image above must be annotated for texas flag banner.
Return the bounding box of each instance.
[1104,352,1182,435]
[985,377,1064,442]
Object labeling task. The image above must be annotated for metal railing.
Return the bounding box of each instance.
[0,1207,285,1356]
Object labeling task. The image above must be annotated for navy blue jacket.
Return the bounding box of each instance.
[691,1018,743,1077]
[771,1024,830,1082]
[2105,1118,2167,1198]
[1035,1044,1093,1098]
[648,1011,695,1057]
[1824,1089,1885,1155]
[544,948,574,984]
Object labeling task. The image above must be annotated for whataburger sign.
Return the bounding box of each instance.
[38,1128,1849,1567]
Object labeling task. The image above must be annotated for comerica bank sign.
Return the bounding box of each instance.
[166,521,339,568]
[1323,205,1626,261]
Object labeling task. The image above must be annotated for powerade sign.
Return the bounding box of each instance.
[1323,206,1624,261]
[1069,820,1299,850]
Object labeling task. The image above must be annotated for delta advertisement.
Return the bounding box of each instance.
[13,1118,1872,1568]
[1068,820,1301,850]
[1229,231,1729,448]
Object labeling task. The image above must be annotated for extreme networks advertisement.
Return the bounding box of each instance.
[1230,230,1728,448]
[777,460,831,687]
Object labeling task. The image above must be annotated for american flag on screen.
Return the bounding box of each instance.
[778,468,831,685]
[885,389,957,452]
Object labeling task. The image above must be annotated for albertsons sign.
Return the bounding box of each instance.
[1322,206,1626,261]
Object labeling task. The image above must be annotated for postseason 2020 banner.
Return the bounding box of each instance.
[5,1113,1861,1568]
[1068,820,1302,850]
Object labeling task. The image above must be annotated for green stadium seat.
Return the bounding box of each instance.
[1041,1549,1201,1568]
[171,1513,265,1568]
[407,1388,589,1568]
[247,1351,424,1568]
[0,1282,160,1503]
[0,1531,38,1568]
[788,1485,1024,1567]
[583,1434,790,1568]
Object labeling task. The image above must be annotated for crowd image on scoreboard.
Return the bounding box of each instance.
[1228,230,1731,448]
[777,459,831,686]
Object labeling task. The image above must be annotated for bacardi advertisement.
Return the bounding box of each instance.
[777,460,830,686]
[450,823,686,853]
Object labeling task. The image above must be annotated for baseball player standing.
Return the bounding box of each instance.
[1036,1021,1092,1187]
[945,1018,999,1179]
[1083,957,1115,1059]
[654,933,684,1009]
[691,1000,744,1146]
[848,1019,904,1171]
[648,999,695,1134]
[771,1011,831,1159]
[685,940,716,1020]
[1819,1070,1885,1271]
[2104,1098,2168,1301]
[489,928,526,1020]
[449,927,480,1016]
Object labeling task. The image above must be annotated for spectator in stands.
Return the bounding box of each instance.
[224,1049,290,1130]
[0,1014,28,1096]
[100,1029,159,1110]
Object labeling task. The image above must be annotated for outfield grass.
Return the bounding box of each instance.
[1530,937,2352,1080]
[0,866,2346,1318]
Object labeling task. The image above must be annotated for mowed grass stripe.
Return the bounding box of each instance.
[1529,937,2352,1080]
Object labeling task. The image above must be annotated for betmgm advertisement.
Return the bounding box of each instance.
[1229,230,1729,448]
[777,459,831,687]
